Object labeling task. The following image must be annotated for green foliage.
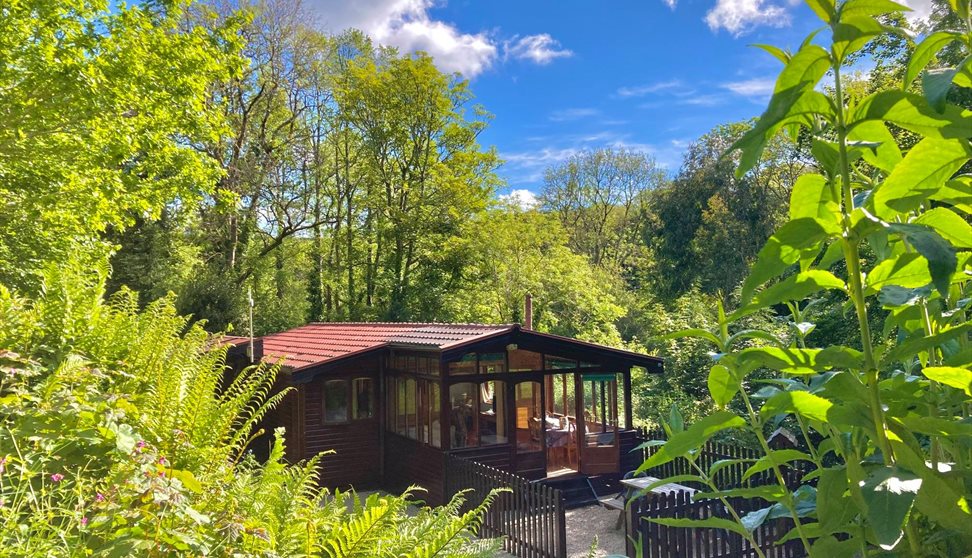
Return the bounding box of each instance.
[0,0,241,291]
[645,2,972,555]
[0,264,500,556]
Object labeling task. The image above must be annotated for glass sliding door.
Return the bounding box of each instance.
[579,375,620,475]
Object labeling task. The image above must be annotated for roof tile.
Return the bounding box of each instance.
[262,322,512,370]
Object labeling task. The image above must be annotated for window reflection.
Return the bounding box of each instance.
[478,381,507,445]
[352,378,373,419]
[323,380,348,424]
[450,383,478,448]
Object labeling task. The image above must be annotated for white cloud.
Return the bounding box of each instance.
[505,34,573,64]
[705,0,790,36]
[662,0,678,9]
[549,108,600,122]
[722,77,776,98]
[899,0,934,22]
[499,189,540,209]
[310,1,571,77]
[616,80,685,98]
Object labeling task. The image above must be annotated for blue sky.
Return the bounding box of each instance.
[309,0,931,200]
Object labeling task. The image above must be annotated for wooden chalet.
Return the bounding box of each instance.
[236,317,663,505]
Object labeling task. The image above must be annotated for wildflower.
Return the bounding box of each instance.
[158,456,168,466]
[95,492,106,502]
[50,473,64,483]
[81,517,88,527]
[0,456,6,474]
[136,441,146,451]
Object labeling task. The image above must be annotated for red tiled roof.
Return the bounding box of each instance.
[262,322,513,370]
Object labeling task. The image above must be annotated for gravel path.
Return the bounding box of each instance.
[492,504,627,558]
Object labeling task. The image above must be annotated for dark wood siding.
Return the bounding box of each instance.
[619,429,642,474]
[302,366,381,490]
[450,444,512,470]
[515,451,546,479]
[384,433,446,505]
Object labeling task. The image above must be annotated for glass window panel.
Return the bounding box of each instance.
[580,361,599,368]
[449,383,478,448]
[545,356,576,370]
[430,383,441,448]
[352,378,373,420]
[478,381,507,445]
[479,353,506,374]
[396,378,406,435]
[405,378,417,440]
[552,374,576,418]
[448,354,476,375]
[515,382,542,453]
[323,380,348,424]
[508,349,543,372]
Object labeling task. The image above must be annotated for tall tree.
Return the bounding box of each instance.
[540,148,664,274]
[0,0,239,291]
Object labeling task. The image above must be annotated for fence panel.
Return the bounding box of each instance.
[625,428,810,558]
[444,453,567,558]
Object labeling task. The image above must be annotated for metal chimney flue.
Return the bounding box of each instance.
[524,294,533,330]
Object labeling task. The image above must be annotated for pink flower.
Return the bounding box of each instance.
[50,473,64,483]
[95,492,106,502]
[136,441,146,451]
[0,457,6,474]
[158,456,168,466]
[80,517,88,527]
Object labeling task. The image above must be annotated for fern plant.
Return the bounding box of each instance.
[0,262,501,557]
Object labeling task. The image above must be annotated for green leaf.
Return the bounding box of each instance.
[735,270,846,319]
[922,366,972,395]
[637,411,746,472]
[839,0,910,18]
[884,324,972,366]
[888,223,958,297]
[847,120,902,172]
[660,328,722,347]
[760,390,833,422]
[905,31,963,88]
[922,66,962,113]
[879,285,933,307]
[915,207,972,249]
[741,218,834,303]
[752,43,790,64]
[831,16,885,63]
[930,176,972,212]
[708,364,740,407]
[649,516,751,537]
[696,485,788,503]
[790,173,840,227]
[851,90,972,140]
[873,137,972,219]
[737,346,828,375]
[742,449,812,482]
[861,467,921,550]
[866,252,931,293]
[805,0,837,21]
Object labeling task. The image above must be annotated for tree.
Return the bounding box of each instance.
[0,0,240,291]
[643,122,808,298]
[540,148,664,275]
[445,203,627,345]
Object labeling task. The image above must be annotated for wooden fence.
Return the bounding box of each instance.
[444,453,567,558]
[624,428,809,558]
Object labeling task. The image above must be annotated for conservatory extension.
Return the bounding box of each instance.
[230,321,662,504]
